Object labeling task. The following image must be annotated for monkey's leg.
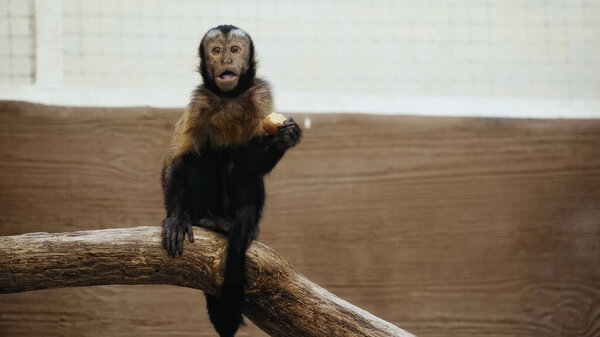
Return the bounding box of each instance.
[196,216,233,235]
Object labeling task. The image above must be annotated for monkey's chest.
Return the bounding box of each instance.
[206,114,264,148]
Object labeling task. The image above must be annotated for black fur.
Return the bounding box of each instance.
[162,133,299,337]
[162,25,301,337]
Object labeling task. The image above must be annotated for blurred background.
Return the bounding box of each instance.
[1,1,599,337]
[1,0,599,116]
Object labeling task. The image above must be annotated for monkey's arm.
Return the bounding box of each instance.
[161,156,195,257]
[244,118,302,176]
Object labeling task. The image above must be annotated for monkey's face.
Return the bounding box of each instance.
[203,35,251,93]
[199,26,256,97]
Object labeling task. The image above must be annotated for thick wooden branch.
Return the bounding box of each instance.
[0,226,413,337]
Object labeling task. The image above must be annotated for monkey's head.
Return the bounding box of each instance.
[199,25,256,97]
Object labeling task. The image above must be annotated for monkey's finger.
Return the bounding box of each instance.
[285,126,302,141]
[277,124,294,132]
[278,125,293,137]
[176,230,185,256]
[279,123,301,140]
[187,222,195,242]
[167,230,175,257]
[162,226,170,251]
[169,228,178,257]
[291,125,302,143]
[278,117,295,130]
[293,123,302,135]
[285,126,300,142]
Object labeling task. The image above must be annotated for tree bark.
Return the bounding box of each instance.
[0,226,413,337]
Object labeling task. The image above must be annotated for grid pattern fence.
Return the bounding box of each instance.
[1,0,599,100]
[0,0,35,85]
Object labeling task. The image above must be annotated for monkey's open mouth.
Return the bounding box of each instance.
[219,70,237,80]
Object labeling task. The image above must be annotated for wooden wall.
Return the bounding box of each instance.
[0,101,599,337]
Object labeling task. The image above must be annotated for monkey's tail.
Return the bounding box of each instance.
[206,207,257,337]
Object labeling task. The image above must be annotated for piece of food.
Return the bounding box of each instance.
[262,113,287,135]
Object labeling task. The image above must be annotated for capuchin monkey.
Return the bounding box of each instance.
[161,25,301,337]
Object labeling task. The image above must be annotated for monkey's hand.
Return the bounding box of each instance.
[274,117,302,150]
[162,217,194,257]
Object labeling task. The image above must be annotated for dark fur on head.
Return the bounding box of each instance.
[198,25,256,98]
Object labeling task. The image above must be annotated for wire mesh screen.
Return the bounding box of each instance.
[10,0,600,100]
[0,0,35,85]
[62,0,200,88]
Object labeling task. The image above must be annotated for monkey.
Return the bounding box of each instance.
[161,25,301,337]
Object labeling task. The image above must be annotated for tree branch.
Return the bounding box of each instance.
[0,226,413,337]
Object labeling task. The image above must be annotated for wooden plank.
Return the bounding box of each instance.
[0,101,599,336]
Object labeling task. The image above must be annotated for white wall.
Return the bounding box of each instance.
[1,0,599,118]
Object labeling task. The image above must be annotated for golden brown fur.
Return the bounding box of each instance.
[167,77,273,161]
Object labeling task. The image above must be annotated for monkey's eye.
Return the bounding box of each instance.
[211,47,221,54]
[231,46,239,53]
